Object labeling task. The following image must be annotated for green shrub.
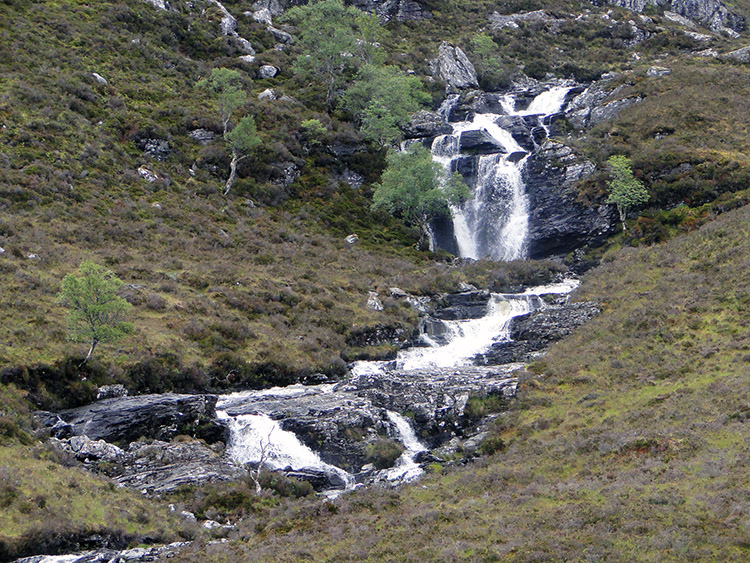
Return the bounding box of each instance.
[365,439,404,469]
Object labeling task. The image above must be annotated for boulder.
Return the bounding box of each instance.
[188,128,216,144]
[258,87,276,100]
[720,46,750,63]
[430,42,479,91]
[39,394,228,445]
[258,64,279,79]
[459,129,506,154]
[647,66,672,77]
[494,115,535,151]
[489,10,565,31]
[403,110,453,139]
[593,0,745,34]
[430,291,492,320]
[134,137,171,161]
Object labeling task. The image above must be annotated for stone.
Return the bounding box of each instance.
[258,87,276,100]
[253,8,274,25]
[144,0,167,9]
[258,64,279,79]
[346,324,411,347]
[135,137,171,161]
[475,302,601,365]
[0,246,5,254]
[720,46,750,63]
[403,110,453,139]
[430,42,478,91]
[189,128,216,144]
[345,234,359,244]
[595,0,745,34]
[350,0,429,23]
[137,167,158,183]
[92,72,108,85]
[38,394,228,445]
[96,384,128,400]
[459,129,507,154]
[238,54,256,64]
[367,292,384,312]
[431,291,492,321]
[268,25,293,44]
[489,10,564,31]
[663,10,697,27]
[647,66,672,76]
[684,31,713,41]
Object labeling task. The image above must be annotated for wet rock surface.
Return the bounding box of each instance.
[475,301,601,364]
[38,394,228,445]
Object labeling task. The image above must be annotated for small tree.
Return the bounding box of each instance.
[197,68,261,195]
[341,64,431,146]
[284,0,364,108]
[372,144,471,246]
[606,155,650,231]
[57,261,133,364]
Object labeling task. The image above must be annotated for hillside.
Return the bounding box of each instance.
[173,195,750,562]
[1,0,749,561]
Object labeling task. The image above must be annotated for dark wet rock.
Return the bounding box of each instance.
[430,291,491,320]
[494,115,536,151]
[113,440,244,494]
[39,394,228,445]
[459,129,507,154]
[134,137,171,161]
[341,365,519,445]
[284,467,348,490]
[524,141,615,258]
[475,301,601,364]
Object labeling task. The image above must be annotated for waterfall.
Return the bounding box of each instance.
[395,294,541,371]
[382,411,428,483]
[216,411,355,489]
[432,85,572,260]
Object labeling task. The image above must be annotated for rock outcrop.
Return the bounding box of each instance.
[591,0,745,34]
[475,301,601,364]
[350,0,429,22]
[39,394,228,445]
[430,42,479,91]
[524,141,615,258]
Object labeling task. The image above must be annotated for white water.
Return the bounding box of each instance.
[382,411,427,483]
[216,411,354,488]
[396,295,539,371]
[433,85,572,261]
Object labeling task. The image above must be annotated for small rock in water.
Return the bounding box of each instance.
[345,234,359,244]
[367,291,384,311]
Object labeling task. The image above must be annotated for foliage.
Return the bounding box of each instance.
[284,0,365,107]
[372,145,470,241]
[300,119,327,146]
[195,68,249,134]
[365,439,404,470]
[56,261,133,363]
[340,64,431,145]
[469,33,511,90]
[606,155,650,230]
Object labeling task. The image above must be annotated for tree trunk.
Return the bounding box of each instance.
[224,150,239,196]
[79,339,98,367]
[618,205,628,231]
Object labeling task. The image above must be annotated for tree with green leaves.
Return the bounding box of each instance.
[373,144,471,246]
[284,0,372,108]
[606,155,650,230]
[470,33,511,90]
[341,64,431,146]
[197,68,261,195]
[57,261,133,365]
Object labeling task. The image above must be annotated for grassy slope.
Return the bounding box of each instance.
[174,203,750,562]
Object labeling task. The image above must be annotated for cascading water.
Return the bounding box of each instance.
[382,411,427,483]
[432,85,572,261]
